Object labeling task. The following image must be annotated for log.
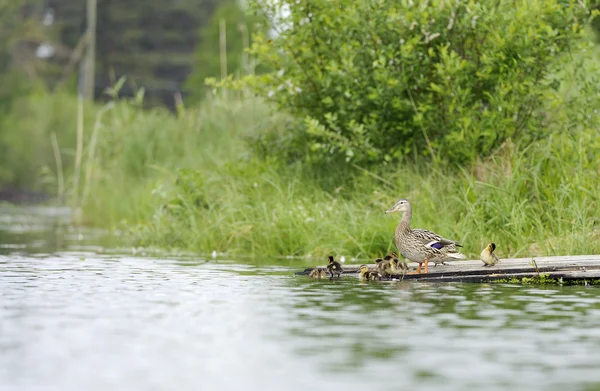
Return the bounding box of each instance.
[295,255,600,284]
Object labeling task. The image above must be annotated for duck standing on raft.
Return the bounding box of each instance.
[385,198,465,274]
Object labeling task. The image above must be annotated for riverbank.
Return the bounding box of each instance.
[127,129,600,260]
[1,84,599,261]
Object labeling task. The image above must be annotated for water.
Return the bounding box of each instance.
[2,206,600,391]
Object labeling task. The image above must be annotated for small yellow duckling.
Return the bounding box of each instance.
[359,264,382,281]
[480,243,499,267]
[327,255,343,278]
[309,267,328,279]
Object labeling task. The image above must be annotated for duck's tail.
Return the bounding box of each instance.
[447,252,467,259]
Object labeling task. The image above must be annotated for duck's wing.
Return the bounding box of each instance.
[411,229,461,249]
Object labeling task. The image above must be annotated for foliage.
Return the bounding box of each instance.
[80,93,279,225]
[131,42,600,259]
[0,84,281,222]
[1,59,599,258]
[184,0,268,102]
[132,122,600,260]
[0,91,96,190]
[590,2,600,42]
[131,44,600,259]
[0,0,41,115]
[217,0,594,167]
[1,0,600,259]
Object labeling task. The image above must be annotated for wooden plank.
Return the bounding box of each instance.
[295,255,600,284]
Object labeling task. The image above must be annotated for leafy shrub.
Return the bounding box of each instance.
[221,0,593,167]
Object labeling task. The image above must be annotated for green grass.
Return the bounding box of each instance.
[131,134,599,260]
[79,94,283,226]
[1,63,599,262]
[122,105,600,260]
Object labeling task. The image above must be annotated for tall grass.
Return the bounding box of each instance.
[79,94,283,226]
[128,127,599,260]
[1,58,599,261]
[0,90,96,191]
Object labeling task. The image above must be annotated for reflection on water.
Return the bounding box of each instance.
[1,207,600,391]
[0,204,108,255]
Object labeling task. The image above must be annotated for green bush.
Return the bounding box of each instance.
[223,0,593,167]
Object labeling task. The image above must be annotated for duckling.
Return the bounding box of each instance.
[480,243,499,267]
[309,267,328,279]
[327,255,343,278]
[376,259,393,276]
[374,251,395,272]
[374,256,392,275]
[376,251,409,276]
[359,264,382,281]
[390,258,409,274]
[384,251,399,261]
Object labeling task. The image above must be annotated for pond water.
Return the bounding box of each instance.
[2,206,600,391]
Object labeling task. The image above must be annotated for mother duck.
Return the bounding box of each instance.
[385,198,465,274]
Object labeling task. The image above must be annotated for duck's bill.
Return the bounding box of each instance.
[384,207,395,214]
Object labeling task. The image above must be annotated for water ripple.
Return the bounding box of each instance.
[1,254,600,391]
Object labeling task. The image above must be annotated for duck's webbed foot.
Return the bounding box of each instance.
[408,263,423,275]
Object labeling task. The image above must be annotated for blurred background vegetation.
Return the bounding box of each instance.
[0,0,264,191]
[0,0,599,259]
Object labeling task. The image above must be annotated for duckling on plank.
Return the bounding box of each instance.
[376,251,409,277]
[309,267,328,279]
[375,257,393,276]
[384,251,398,261]
[359,265,382,281]
[480,242,499,267]
[327,255,343,278]
[390,258,409,274]
[386,251,409,272]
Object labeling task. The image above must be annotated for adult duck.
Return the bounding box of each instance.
[385,198,465,274]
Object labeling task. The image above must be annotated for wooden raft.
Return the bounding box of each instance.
[296,255,600,284]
